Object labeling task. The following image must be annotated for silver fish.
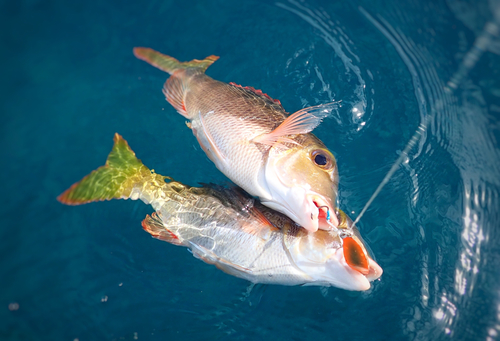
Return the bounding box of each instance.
[58,134,382,290]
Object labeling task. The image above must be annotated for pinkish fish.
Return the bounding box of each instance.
[134,47,339,233]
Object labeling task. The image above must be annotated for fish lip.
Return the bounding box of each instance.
[325,249,382,290]
[340,243,383,281]
[325,249,371,291]
[365,258,383,281]
[309,194,339,231]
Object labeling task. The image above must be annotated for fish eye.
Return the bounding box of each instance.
[315,153,327,166]
[311,149,333,169]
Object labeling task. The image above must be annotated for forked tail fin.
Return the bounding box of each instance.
[133,47,219,75]
[57,133,166,205]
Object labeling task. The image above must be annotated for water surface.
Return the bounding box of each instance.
[1,0,499,340]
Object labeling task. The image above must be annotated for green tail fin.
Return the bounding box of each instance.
[58,133,165,205]
[133,47,219,75]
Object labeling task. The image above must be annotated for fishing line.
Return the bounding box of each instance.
[353,8,500,227]
[353,116,429,226]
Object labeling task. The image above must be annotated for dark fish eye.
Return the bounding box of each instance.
[314,153,328,166]
[311,149,333,169]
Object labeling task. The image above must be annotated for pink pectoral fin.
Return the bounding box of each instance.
[252,103,334,147]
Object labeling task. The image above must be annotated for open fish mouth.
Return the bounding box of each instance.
[311,196,339,230]
[342,236,383,280]
[328,247,383,291]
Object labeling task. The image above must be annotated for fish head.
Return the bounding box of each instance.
[288,225,382,291]
[262,137,339,233]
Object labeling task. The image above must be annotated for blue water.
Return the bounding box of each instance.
[2,0,500,340]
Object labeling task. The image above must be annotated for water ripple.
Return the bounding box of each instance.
[360,3,500,339]
[277,0,372,135]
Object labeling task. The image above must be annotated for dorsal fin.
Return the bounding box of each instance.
[229,82,283,108]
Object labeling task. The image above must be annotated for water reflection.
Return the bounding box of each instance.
[278,0,371,134]
[277,0,500,339]
[446,0,500,90]
[359,1,500,339]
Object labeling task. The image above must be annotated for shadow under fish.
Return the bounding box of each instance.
[58,134,382,291]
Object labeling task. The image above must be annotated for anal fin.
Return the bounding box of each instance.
[142,212,183,246]
[163,74,190,118]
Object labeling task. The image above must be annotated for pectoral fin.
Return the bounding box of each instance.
[252,103,335,147]
[228,189,280,240]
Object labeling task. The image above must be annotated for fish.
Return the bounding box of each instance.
[58,134,382,290]
[133,47,339,233]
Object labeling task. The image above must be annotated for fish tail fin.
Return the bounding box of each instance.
[133,47,219,75]
[134,47,218,119]
[58,133,165,205]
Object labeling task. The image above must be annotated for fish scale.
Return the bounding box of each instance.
[150,189,319,285]
[186,75,284,198]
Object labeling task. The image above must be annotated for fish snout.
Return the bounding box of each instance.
[322,246,382,291]
[366,258,383,281]
[325,249,371,291]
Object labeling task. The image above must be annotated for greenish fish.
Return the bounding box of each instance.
[58,134,382,290]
